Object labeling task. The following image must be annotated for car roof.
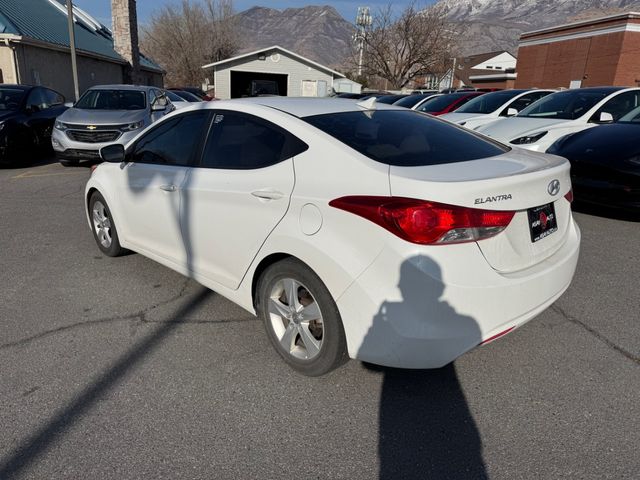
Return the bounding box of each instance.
[88,84,157,92]
[560,86,626,94]
[225,97,403,118]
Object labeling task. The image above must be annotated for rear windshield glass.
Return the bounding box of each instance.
[304,110,509,167]
[456,90,523,114]
[517,90,608,120]
[76,89,146,110]
[0,88,25,110]
[394,94,435,108]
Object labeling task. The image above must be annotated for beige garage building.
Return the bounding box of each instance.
[202,45,348,100]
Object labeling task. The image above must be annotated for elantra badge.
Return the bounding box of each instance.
[547,179,560,196]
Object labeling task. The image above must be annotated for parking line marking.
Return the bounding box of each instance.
[11,171,87,179]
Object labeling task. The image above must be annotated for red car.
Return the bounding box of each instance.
[413,92,485,115]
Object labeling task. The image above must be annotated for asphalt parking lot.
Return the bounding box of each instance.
[1,160,639,480]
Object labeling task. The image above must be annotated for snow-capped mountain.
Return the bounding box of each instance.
[436,0,640,54]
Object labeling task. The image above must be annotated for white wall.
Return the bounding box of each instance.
[473,52,517,71]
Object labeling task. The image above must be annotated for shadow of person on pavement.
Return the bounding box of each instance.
[359,255,487,479]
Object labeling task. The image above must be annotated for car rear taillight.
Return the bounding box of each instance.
[329,196,515,245]
[564,189,573,203]
[90,164,98,174]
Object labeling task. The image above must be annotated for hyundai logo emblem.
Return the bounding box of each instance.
[547,179,560,196]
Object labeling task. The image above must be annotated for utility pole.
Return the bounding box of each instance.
[353,6,372,77]
[66,0,80,101]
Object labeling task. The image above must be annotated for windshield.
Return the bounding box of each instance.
[618,105,640,123]
[415,93,471,113]
[0,88,26,110]
[304,110,508,167]
[518,90,608,120]
[75,89,146,110]
[456,91,523,114]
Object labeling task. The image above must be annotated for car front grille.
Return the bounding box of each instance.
[66,129,121,143]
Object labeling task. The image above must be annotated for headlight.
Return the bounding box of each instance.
[120,121,144,132]
[510,131,547,145]
[54,120,68,131]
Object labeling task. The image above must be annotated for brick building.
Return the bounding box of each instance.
[515,12,640,89]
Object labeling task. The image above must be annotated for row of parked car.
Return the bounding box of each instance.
[1,82,637,213]
[341,87,639,213]
[0,83,211,167]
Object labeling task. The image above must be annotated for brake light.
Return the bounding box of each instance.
[90,164,98,174]
[329,196,515,245]
[564,189,573,203]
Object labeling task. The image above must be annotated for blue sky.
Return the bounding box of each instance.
[73,1,434,27]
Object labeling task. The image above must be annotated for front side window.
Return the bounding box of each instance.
[591,91,640,122]
[201,111,308,169]
[131,111,210,166]
[26,88,49,111]
[502,91,551,116]
[76,89,146,110]
[518,90,610,120]
[304,110,508,167]
[43,88,64,106]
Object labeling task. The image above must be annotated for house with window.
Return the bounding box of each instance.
[421,51,517,91]
[0,0,163,100]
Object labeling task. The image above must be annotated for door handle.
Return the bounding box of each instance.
[159,184,177,192]
[251,189,284,200]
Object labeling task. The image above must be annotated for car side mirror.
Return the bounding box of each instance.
[151,103,166,111]
[598,111,614,123]
[506,107,518,117]
[100,144,126,163]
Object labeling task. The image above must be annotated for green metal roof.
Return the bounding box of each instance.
[0,0,162,72]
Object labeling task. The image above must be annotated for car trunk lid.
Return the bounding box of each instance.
[389,149,573,273]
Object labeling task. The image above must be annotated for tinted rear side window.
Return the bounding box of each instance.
[201,111,308,169]
[304,110,508,167]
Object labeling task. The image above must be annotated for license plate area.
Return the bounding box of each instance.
[527,202,558,243]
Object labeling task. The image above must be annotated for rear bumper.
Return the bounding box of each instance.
[336,218,581,369]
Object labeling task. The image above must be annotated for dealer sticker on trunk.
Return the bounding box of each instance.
[527,203,558,243]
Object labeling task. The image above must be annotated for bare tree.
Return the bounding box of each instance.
[357,2,461,89]
[141,0,240,86]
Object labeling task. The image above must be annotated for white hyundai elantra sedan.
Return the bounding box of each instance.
[86,97,580,376]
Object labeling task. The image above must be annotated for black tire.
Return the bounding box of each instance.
[60,159,79,167]
[256,258,348,376]
[88,191,126,257]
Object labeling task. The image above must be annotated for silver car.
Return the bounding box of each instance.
[52,84,173,166]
